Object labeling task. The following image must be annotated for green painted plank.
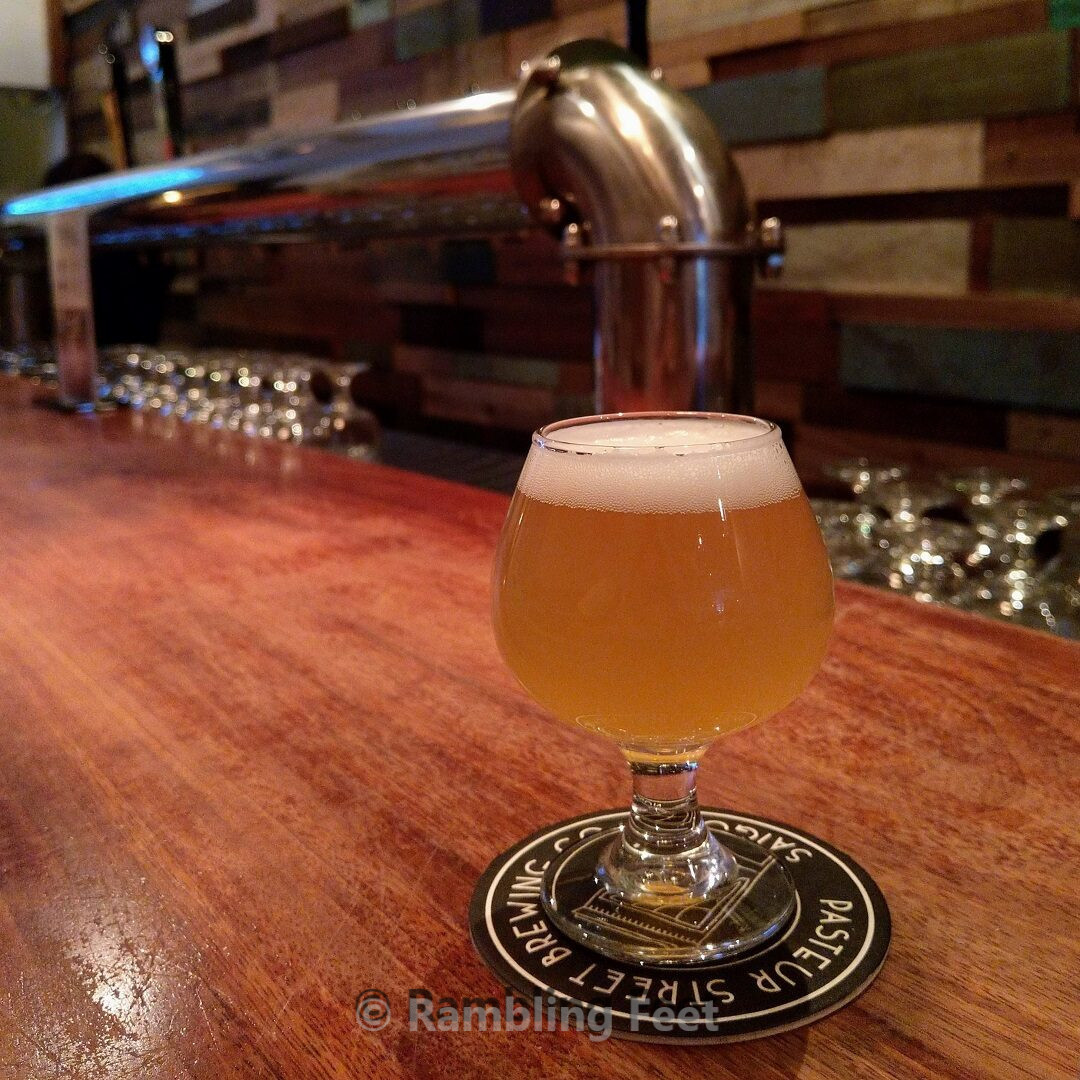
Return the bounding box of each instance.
[687,66,826,147]
[776,219,971,294]
[990,218,1080,296]
[829,30,1071,131]
[840,324,1080,412]
[0,88,66,196]
[1049,0,1080,28]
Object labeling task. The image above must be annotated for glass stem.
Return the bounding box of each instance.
[597,758,736,904]
[624,759,712,857]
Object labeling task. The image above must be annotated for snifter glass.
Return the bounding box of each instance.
[492,413,834,963]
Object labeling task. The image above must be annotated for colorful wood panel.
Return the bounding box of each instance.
[710,0,1048,80]
[0,88,67,195]
[1008,410,1080,457]
[804,0,1027,39]
[802,382,1009,446]
[687,65,826,145]
[753,289,840,384]
[659,59,711,89]
[187,0,257,41]
[394,343,591,391]
[732,122,984,200]
[989,217,1080,295]
[270,78,340,130]
[478,0,551,34]
[828,30,1071,130]
[652,11,805,67]
[350,0,392,29]
[771,220,972,294]
[419,370,585,427]
[984,113,1080,188]
[279,0,351,25]
[504,1,626,75]
[394,0,480,61]
[830,290,1080,331]
[840,323,1080,411]
[648,0,847,43]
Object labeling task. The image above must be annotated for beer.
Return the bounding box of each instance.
[493,415,833,754]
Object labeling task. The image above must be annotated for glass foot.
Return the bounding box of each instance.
[541,825,795,965]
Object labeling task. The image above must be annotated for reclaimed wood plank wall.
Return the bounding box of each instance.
[57,0,1080,482]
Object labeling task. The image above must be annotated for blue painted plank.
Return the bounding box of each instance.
[394,0,478,61]
[840,324,1080,413]
[687,66,826,147]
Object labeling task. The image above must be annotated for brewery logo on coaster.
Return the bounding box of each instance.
[469,809,890,1043]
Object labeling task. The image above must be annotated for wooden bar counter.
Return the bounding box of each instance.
[0,381,1076,1080]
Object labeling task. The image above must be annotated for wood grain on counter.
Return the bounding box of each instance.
[0,383,1077,1079]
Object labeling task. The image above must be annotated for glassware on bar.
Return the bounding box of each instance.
[493,413,834,963]
[877,519,976,604]
[976,497,1068,572]
[823,457,908,498]
[810,497,885,583]
[951,495,1073,633]
[201,350,238,428]
[0,349,23,374]
[308,406,381,461]
[305,361,380,459]
[937,467,1028,520]
[88,345,379,457]
[1046,487,1080,521]
[1041,489,1080,599]
[859,479,962,599]
[867,478,953,524]
[0,344,54,377]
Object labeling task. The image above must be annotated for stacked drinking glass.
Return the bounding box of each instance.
[814,459,1079,639]
[97,345,379,460]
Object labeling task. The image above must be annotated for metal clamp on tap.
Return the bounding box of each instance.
[559,216,785,274]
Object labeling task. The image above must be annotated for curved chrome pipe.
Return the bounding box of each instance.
[511,41,755,413]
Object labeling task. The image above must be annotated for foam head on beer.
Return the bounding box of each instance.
[493,414,834,759]
[517,415,803,514]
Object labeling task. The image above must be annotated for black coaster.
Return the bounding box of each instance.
[469,809,890,1043]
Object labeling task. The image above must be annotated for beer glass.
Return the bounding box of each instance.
[493,413,834,963]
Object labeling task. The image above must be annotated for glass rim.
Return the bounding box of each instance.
[533,411,780,454]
